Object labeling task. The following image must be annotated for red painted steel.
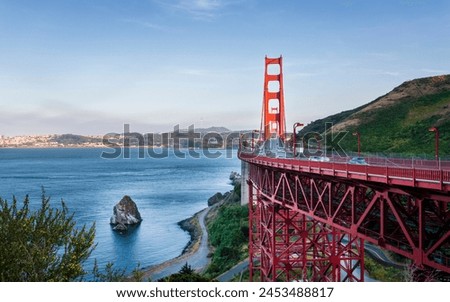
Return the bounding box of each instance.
[248,182,365,281]
[261,56,286,141]
[243,56,449,281]
[242,155,450,278]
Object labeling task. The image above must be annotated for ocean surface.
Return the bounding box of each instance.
[0,148,240,276]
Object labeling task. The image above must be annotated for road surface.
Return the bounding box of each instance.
[216,259,249,282]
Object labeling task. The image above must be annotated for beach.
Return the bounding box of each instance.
[140,204,217,281]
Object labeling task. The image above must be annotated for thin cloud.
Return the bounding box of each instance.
[122,19,176,32]
[365,52,397,61]
[177,68,211,76]
[380,71,401,76]
[154,0,234,20]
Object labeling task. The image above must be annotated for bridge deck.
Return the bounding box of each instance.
[240,153,450,194]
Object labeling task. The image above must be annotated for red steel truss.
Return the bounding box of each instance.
[244,159,450,280]
[248,181,365,281]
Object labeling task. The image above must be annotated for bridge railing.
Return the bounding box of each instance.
[239,152,450,192]
[239,142,450,172]
[325,151,450,170]
[239,138,450,171]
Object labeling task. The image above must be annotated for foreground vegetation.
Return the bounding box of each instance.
[0,193,146,282]
[204,183,249,279]
[0,193,95,281]
[159,263,209,282]
[364,256,404,281]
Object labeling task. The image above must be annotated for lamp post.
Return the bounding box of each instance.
[293,122,304,157]
[239,134,243,153]
[352,131,361,156]
[428,127,439,161]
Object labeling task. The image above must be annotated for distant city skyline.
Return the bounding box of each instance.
[1,0,449,135]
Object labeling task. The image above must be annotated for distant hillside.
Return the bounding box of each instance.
[299,75,450,156]
[49,134,102,145]
[196,127,231,133]
[0,127,235,148]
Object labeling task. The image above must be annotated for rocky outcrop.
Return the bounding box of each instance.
[229,171,241,186]
[207,192,223,206]
[110,195,142,231]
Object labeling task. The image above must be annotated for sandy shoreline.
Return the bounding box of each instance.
[139,206,211,281]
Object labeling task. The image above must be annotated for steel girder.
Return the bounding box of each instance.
[248,163,450,279]
[248,181,365,281]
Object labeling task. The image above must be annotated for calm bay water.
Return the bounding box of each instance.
[0,148,240,275]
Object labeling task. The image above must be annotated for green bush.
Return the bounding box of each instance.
[0,194,95,281]
[159,263,209,282]
[205,203,248,277]
[364,257,403,281]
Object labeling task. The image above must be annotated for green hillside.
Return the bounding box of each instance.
[299,75,450,157]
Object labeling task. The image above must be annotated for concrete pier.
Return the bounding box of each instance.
[240,161,249,205]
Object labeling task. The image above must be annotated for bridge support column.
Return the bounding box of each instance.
[241,161,250,205]
[248,182,365,282]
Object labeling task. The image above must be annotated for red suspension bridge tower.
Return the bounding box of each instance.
[240,56,450,282]
[261,56,286,141]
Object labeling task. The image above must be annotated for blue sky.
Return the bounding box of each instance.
[1,0,449,135]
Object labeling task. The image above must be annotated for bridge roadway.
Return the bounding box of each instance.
[240,152,450,193]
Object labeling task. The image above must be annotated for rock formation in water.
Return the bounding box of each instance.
[110,195,142,231]
[229,171,242,186]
